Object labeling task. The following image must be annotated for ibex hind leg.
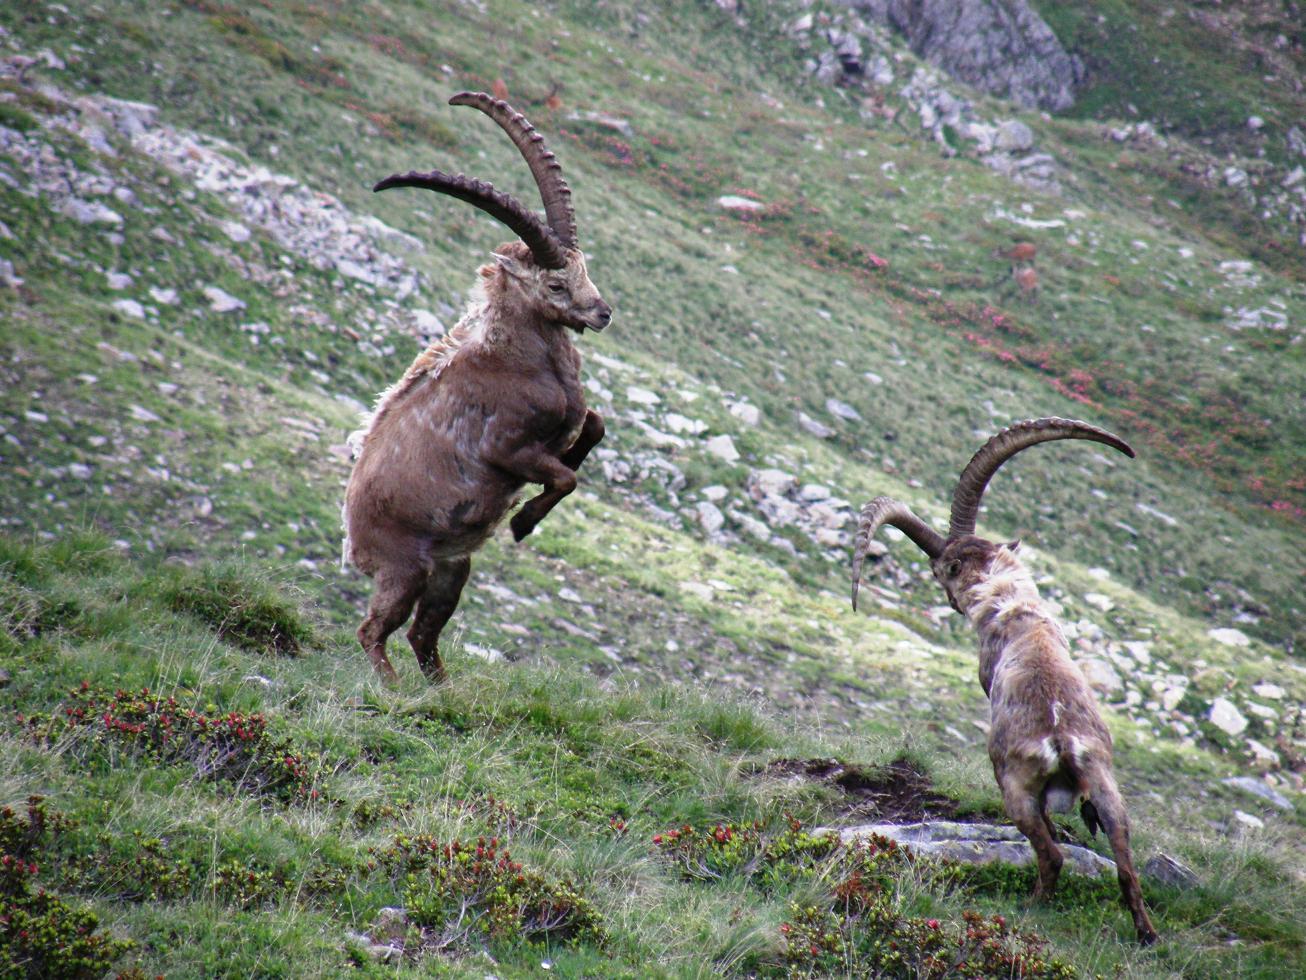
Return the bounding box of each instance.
[406,556,471,683]
[1000,773,1064,901]
[1081,763,1159,945]
[358,563,428,683]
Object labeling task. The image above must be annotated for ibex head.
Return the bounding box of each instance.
[374,91,611,333]
[851,418,1136,612]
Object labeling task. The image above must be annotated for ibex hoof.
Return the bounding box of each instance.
[510,513,536,542]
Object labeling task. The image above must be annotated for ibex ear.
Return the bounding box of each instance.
[1005,539,1022,553]
[492,250,530,280]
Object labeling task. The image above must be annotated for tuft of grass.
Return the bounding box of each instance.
[147,564,318,656]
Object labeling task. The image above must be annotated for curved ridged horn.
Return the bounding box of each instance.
[948,417,1135,540]
[852,497,946,611]
[449,91,577,249]
[373,169,567,269]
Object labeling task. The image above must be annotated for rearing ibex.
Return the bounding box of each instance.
[343,92,611,683]
[852,418,1158,945]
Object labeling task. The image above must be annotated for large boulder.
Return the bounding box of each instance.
[844,0,1084,111]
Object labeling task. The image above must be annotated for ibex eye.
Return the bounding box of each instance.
[548,282,566,293]
[947,561,962,577]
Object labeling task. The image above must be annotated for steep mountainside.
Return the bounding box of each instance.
[0,1,1303,976]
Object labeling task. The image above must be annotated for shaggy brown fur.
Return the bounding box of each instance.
[935,538,1158,945]
[343,240,609,682]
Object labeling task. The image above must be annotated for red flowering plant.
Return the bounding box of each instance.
[652,816,853,886]
[780,903,1075,979]
[15,683,322,803]
[1,798,135,978]
[368,834,604,955]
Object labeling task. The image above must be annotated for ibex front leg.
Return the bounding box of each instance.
[559,409,605,471]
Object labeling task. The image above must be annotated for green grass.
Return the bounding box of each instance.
[3,534,1305,977]
[1,0,1304,974]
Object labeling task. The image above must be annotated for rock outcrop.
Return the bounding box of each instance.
[845,0,1084,112]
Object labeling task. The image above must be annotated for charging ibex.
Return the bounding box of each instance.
[852,418,1158,945]
[343,92,611,683]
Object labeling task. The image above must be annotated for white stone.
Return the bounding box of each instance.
[752,469,797,497]
[1161,684,1187,712]
[1208,627,1251,648]
[129,404,161,423]
[825,397,861,421]
[727,401,761,426]
[705,434,739,463]
[625,386,660,406]
[411,309,444,336]
[799,483,831,502]
[1209,697,1248,736]
[1232,810,1264,830]
[1123,640,1152,664]
[1083,592,1114,612]
[203,286,245,313]
[1246,739,1281,768]
[696,501,725,534]
[701,485,728,502]
[1251,682,1284,700]
[995,120,1035,152]
[1078,657,1122,694]
[149,286,178,305]
[681,581,715,602]
[1223,776,1292,811]
[111,299,145,319]
[716,195,764,212]
[221,220,251,242]
[797,412,835,438]
[105,272,132,290]
[664,413,707,435]
[58,198,122,225]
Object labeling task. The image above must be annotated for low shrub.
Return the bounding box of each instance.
[16,683,322,802]
[370,834,604,955]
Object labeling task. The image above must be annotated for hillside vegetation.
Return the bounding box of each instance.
[1,1,1303,976]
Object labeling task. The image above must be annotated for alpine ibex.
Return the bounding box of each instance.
[343,92,611,683]
[851,418,1158,945]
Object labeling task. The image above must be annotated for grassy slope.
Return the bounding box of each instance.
[0,0,1304,975]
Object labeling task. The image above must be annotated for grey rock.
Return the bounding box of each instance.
[696,501,725,534]
[1077,657,1122,695]
[568,110,634,139]
[1222,777,1293,812]
[995,119,1035,152]
[1143,853,1199,889]
[821,820,1115,877]
[851,0,1084,111]
[58,197,122,225]
[203,286,245,313]
[825,397,862,421]
[0,258,21,288]
[797,412,835,439]
[371,907,409,944]
[750,469,798,498]
[1288,126,1306,158]
[705,434,740,463]
[1209,697,1248,736]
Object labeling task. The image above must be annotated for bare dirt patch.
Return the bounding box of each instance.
[761,756,959,822]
